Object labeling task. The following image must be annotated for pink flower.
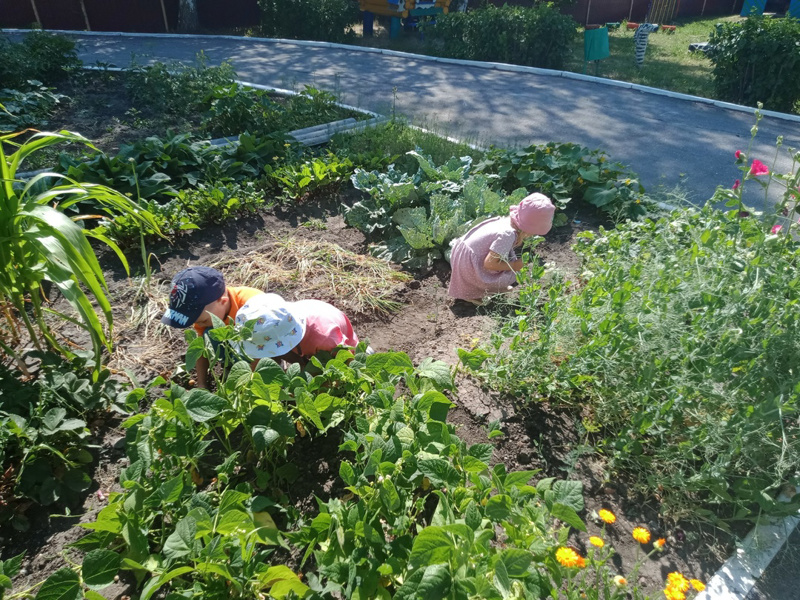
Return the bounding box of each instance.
[732,179,740,190]
[750,160,769,176]
[771,224,782,234]
[735,150,742,159]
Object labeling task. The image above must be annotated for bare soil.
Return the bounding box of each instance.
[2,195,731,598]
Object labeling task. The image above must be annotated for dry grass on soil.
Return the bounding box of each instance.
[108,235,411,378]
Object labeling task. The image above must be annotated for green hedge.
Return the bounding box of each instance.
[258,0,360,43]
[423,4,577,70]
[708,15,800,113]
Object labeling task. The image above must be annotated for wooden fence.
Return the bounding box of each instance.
[0,0,749,31]
[0,0,260,31]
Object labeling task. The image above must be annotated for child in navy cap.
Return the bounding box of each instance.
[162,266,276,388]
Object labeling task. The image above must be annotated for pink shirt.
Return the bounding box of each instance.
[292,300,359,357]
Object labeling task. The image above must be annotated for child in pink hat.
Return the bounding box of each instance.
[235,295,361,365]
[448,193,555,304]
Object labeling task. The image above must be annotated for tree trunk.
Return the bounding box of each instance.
[29,0,42,26]
[178,0,200,32]
[159,0,170,31]
[79,0,91,30]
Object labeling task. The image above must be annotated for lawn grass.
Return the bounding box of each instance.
[352,14,746,102]
[562,16,744,99]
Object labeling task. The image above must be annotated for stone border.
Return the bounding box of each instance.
[3,27,800,125]
[696,488,800,600]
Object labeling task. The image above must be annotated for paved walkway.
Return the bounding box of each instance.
[6,30,800,211]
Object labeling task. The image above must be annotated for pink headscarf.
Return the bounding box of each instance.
[509,193,555,235]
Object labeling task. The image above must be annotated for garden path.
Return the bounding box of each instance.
[5,29,800,211]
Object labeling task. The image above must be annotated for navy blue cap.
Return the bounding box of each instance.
[161,267,226,328]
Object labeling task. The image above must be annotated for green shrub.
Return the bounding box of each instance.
[125,58,237,117]
[0,32,80,91]
[258,0,360,43]
[708,15,800,113]
[423,4,577,70]
[0,84,68,132]
[203,85,347,137]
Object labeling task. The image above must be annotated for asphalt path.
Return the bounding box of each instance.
[5,30,799,212]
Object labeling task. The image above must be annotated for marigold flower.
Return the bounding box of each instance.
[750,159,769,176]
[555,547,583,568]
[667,572,691,593]
[690,579,706,592]
[654,538,666,549]
[589,536,605,548]
[732,179,740,190]
[576,556,587,568]
[632,527,651,544]
[613,575,627,587]
[598,509,616,524]
[664,587,686,600]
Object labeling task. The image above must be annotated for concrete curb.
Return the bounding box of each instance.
[4,28,800,125]
[698,507,800,599]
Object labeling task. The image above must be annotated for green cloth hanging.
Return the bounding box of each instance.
[584,27,609,63]
[741,0,766,16]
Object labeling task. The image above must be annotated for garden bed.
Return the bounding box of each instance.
[3,193,729,598]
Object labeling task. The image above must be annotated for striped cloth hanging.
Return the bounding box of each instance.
[634,23,660,67]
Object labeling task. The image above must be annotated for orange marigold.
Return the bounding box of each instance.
[598,509,616,524]
[690,579,706,592]
[589,536,605,548]
[556,546,586,567]
[667,572,691,593]
[576,556,586,569]
[663,587,686,600]
[613,575,627,587]
[632,527,651,544]
[654,538,667,549]
[555,547,582,568]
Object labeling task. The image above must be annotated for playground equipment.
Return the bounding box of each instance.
[360,0,452,38]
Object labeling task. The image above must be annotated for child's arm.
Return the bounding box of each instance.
[484,251,523,272]
[195,356,210,389]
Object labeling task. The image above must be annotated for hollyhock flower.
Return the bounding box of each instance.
[733,179,740,190]
[735,150,742,159]
[750,159,769,176]
[771,224,782,234]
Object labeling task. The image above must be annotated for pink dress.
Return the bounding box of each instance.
[448,216,518,301]
[292,299,359,357]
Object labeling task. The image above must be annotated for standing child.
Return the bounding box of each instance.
[160,266,282,387]
[234,294,361,363]
[448,192,555,304]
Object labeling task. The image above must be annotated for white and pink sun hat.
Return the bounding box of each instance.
[234,293,306,358]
